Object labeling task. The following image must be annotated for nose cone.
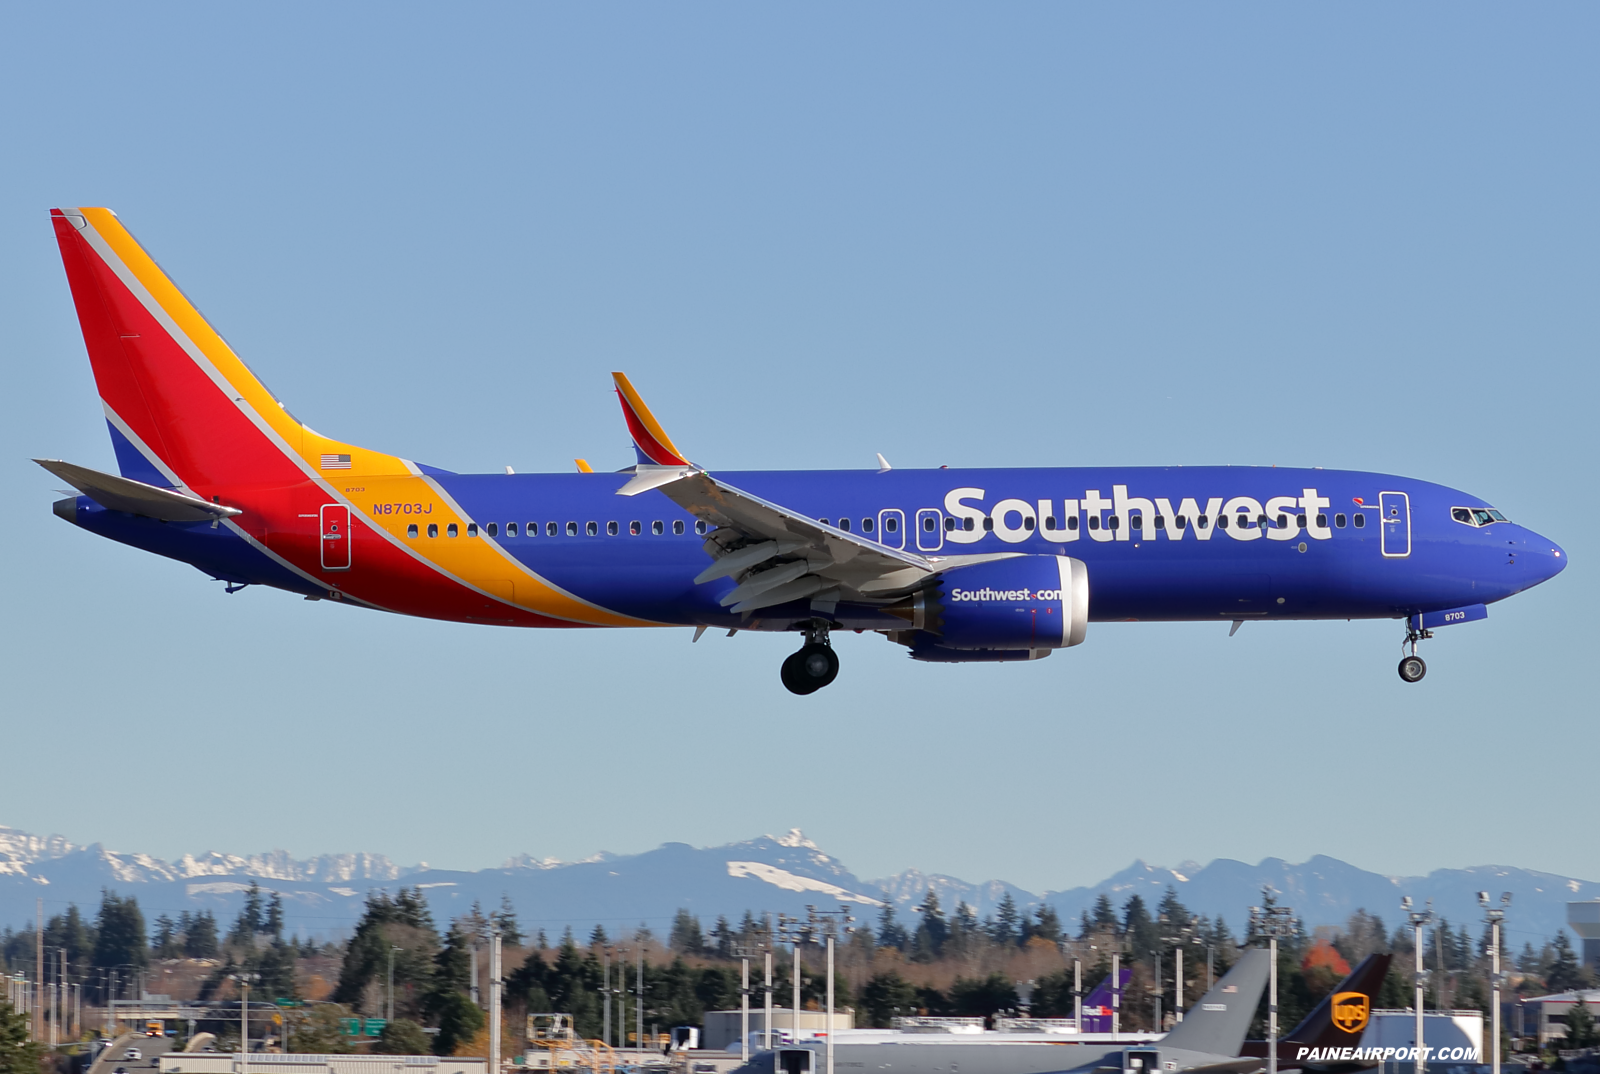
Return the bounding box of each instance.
[1518,528,1568,588]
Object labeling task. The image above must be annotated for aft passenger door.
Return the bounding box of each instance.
[1379,492,1410,558]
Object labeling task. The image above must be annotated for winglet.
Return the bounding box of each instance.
[611,373,691,467]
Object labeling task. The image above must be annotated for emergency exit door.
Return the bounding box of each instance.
[1379,491,1410,558]
[320,504,352,570]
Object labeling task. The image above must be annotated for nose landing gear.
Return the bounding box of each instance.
[1398,622,1432,683]
[781,620,840,695]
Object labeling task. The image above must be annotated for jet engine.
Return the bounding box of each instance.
[887,554,1089,662]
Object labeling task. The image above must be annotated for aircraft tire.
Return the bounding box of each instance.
[781,644,838,694]
[1397,655,1427,683]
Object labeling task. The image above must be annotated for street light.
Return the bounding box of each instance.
[1403,897,1435,1074]
[1250,898,1297,1074]
[1479,893,1511,1074]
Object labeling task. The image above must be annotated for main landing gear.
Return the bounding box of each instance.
[1398,622,1433,683]
[781,620,840,695]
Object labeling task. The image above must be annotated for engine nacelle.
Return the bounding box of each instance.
[890,555,1089,661]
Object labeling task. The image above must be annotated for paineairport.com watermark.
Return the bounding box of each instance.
[1295,1048,1480,1063]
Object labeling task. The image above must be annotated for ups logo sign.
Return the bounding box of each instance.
[1331,992,1371,1034]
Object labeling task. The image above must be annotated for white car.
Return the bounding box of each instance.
[123,1049,142,1060]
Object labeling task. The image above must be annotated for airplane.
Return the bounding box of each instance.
[1239,953,1392,1072]
[38,207,1568,694]
[746,949,1273,1074]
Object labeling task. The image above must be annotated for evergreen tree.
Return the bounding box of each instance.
[670,910,704,954]
[433,991,485,1056]
[256,939,298,1001]
[93,889,148,970]
[332,890,440,1013]
[1092,893,1118,931]
[710,917,732,958]
[374,1019,431,1055]
[1157,887,1192,928]
[1025,905,1062,946]
[0,997,44,1074]
[1565,999,1600,1049]
[948,973,1019,1018]
[151,914,180,958]
[1122,895,1156,959]
[1547,932,1586,992]
[231,882,266,946]
[1078,910,1093,940]
[493,895,524,946]
[536,929,549,950]
[876,905,909,951]
[991,894,1020,946]
[289,1003,356,1054]
[589,924,609,947]
[186,911,220,959]
[859,972,919,1027]
[912,889,947,961]
[946,903,980,958]
[392,888,437,932]
[265,892,284,940]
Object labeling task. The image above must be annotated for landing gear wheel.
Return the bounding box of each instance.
[781,642,840,695]
[1398,655,1427,683]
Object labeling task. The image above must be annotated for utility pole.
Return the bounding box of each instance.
[387,946,401,1023]
[1111,952,1120,1035]
[636,945,644,1055]
[1250,897,1297,1074]
[35,898,43,1043]
[603,947,611,1049]
[1072,958,1082,1032]
[1403,898,1434,1074]
[764,949,774,1050]
[489,927,502,1074]
[471,942,480,1007]
[740,953,750,1063]
[1480,893,1510,1074]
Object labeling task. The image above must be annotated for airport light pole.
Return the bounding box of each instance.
[765,948,775,1050]
[1111,951,1120,1035]
[602,947,611,1049]
[1073,958,1082,1033]
[1479,893,1511,1074]
[1403,898,1434,1074]
[777,914,813,1047]
[489,926,502,1074]
[1250,900,1296,1074]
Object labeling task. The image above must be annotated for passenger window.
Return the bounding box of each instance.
[447,523,459,537]
[630,521,641,535]
[547,522,558,536]
[1217,516,1228,530]
[1296,514,1306,528]
[695,520,708,535]
[1067,516,1078,531]
[1154,516,1165,529]
[1045,516,1057,529]
[653,520,664,535]
[467,523,478,537]
[566,522,578,536]
[407,523,418,538]
[428,523,439,538]
[1174,516,1185,530]
[1198,515,1209,528]
[862,518,874,533]
[924,516,936,531]
[1110,516,1120,531]
[840,518,851,532]
[1256,515,1267,528]
[819,518,830,527]
[673,520,685,535]
[1130,515,1142,530]
[1024,516,1035,531]
[508,522,519,536]
[885,517,897,533]
[1335,514,1346,528]
[945,517,956,531]
[981,517,994,531]
[1354,514,1365,528]
[1315,514,1325,528]
[1277,514,1287,528]
[486,523,497,537]
[586,521,598,536]
[606,521,618,535]
[1089,516,1099,530]
[963,517,975,531]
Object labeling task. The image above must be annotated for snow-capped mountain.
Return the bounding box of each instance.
[1,824,1592,945]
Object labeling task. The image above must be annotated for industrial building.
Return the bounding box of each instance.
[1571,901,1600,975]
[158,1056,487,1074]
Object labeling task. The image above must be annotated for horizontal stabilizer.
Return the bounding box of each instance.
[35,459,242,522]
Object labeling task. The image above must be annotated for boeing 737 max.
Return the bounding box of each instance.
[37,208,1568,693]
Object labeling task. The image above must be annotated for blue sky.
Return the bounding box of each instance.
[1,3,1594,897]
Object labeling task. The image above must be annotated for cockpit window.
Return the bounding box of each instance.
[1452,506,1510,527]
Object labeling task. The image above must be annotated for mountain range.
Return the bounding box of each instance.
[3,825,1593,947]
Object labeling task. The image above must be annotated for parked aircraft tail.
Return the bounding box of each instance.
[1161,947,1271,1057]
[49,207,408,498]
[1079,968,1132,1033]
[1238,954,1392,1070]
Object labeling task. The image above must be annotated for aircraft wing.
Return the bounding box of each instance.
[607,374,1017,613]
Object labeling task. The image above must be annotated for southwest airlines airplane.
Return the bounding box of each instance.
[38,208,1567,694]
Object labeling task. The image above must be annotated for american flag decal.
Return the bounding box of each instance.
[320,453,352,470]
